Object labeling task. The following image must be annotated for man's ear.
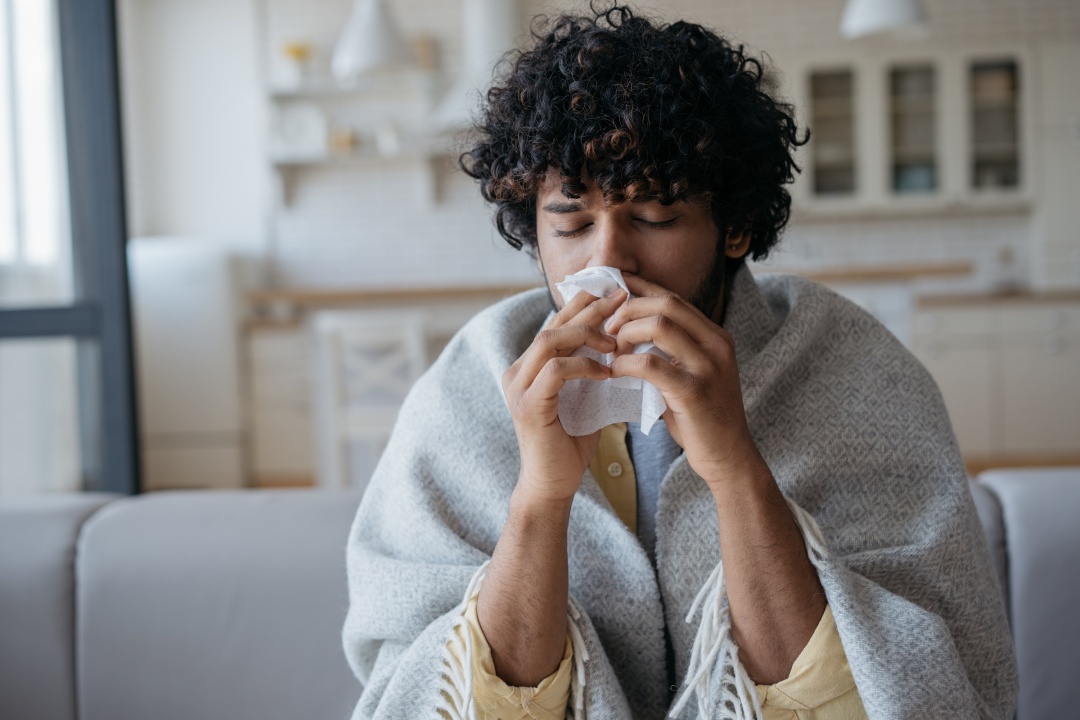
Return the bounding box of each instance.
[724,229,751,259]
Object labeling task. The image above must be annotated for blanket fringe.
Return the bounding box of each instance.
[436,561,591,719]
[668,496,830,719]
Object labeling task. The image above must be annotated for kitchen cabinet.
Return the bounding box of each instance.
[783,42,1036,219]
[247,325,315,486]
[997,303,1080,454]
[912,308,996,456]
[912,294,1080,470]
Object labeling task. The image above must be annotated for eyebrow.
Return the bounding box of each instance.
[541,201,587,214]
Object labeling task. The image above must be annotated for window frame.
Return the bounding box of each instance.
[0,0,140,495]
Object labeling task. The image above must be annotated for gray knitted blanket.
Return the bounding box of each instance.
[342,265,1017,719]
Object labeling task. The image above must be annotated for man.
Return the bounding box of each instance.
[342,5,1017,719]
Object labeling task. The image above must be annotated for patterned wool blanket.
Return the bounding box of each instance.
[342,265,1017,719]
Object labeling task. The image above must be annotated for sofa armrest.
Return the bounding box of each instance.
[977,467,1080,720]
[0,492,121,720]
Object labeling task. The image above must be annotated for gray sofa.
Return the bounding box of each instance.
[1,468,1077,720]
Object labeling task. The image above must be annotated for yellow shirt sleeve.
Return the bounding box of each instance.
[754,604,868,720]
[444,593,573,720]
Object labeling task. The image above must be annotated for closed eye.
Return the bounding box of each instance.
[638,217,679,228]
[552,217,679,238]
[552,224,591,238]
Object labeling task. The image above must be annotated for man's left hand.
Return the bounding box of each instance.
[605,273,759,489]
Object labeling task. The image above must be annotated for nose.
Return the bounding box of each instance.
[586,216,638,274]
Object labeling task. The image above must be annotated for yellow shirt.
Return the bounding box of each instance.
[449,424,867,719]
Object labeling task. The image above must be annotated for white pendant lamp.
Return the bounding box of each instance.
[840,0,927,39]
[332,0,411,84]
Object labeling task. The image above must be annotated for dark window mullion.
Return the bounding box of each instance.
[56,0,139,494]
[0,303,99,337]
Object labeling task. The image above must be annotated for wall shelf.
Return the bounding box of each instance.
[268,69,439,101]
[266,66,454,206]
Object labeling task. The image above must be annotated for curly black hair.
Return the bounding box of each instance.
[459,2,808,272]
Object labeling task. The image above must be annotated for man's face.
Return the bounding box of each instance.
[535,172,746,324]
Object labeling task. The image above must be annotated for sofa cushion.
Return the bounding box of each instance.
[978,467,1080,720]
[76,488,364,720]
[0,492,120,720]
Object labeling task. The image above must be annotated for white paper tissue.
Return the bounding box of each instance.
[554,266,668,436]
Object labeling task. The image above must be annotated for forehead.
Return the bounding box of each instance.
[536,171,710,213]
[536,171,666,207]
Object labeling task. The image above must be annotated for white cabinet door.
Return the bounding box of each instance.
[998,334,1080,455]
[914,341,996,457]
[912,306,997,457]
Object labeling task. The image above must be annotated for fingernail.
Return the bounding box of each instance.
[603,316,617,333]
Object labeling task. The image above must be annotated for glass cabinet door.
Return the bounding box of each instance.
[970,60,1020,191]
[890,64,937,194]
[809,70,856,196]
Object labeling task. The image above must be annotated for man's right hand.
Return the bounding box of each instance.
[501,288,626,505]
[479,287,625,688]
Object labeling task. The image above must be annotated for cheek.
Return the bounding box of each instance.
[536,236,588,282]
[646,231,718,298]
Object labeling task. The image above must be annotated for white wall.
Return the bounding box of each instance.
[118,0,267,252]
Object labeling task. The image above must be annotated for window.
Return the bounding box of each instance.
[0,0,71,274]
[0,0,139,495]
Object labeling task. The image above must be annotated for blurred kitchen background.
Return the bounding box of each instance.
[1,0,1078,496]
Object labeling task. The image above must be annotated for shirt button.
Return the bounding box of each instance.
[607,462,623,478]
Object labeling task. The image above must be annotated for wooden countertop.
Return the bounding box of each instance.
[246,261,974,313]
[757,261,972,284]
[917,288,1080,308]
[248,282,540,307]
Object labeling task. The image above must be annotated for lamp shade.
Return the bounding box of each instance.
[332,0,410,83]
[840,0,926,38]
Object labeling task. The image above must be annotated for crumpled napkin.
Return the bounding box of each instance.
[554,266,668,436]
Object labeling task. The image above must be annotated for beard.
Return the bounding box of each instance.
[689,241,728,324]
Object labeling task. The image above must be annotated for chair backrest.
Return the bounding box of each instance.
[310,303,484,490]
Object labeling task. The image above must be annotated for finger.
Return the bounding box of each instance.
[564,289,626,334]
[661,408,685,447]
[621,273,671,298]
[515,324,617,389]
[605,293,718,349]
[543,289,597,331]
[608,352,693,398]
[520,356,611,416]
[613,315,712,372]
